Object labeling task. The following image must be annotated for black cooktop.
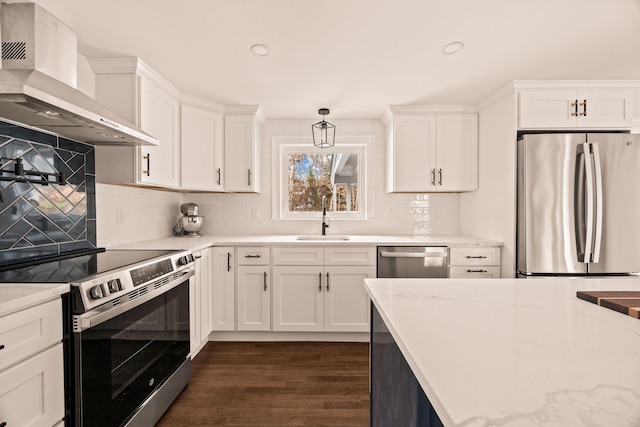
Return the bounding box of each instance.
[0,249,178,283]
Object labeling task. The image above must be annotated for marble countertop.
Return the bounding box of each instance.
[364,277,640,427]
[0,282,68,317]
[111,234,502,252]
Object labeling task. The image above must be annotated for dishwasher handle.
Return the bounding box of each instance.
[379,250,448,258]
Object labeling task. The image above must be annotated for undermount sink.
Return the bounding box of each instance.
[295,235,350,241]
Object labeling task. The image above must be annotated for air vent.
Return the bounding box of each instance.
[2,42,26,60]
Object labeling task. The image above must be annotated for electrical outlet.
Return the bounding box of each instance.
[388,208,399,220]
[251,208,259,221]
[116,208,126,224]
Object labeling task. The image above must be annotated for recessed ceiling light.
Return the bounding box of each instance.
[443,41,464,55]
[250,44,270,56]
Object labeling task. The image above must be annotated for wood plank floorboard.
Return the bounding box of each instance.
[156,341,370,427]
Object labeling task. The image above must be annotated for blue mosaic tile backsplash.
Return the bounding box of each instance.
[0,121,96,267]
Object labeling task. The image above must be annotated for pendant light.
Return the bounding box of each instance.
[312,108,335,148]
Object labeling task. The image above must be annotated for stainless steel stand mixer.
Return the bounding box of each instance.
[172,203,204,237]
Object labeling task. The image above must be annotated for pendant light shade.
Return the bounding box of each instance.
[312,108,335,148]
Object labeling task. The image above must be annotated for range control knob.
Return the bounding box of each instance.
[177,254,195,266]
[89,284,106,299]
[107,279,122,293]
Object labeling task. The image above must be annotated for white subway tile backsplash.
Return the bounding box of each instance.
[95,119,460,247]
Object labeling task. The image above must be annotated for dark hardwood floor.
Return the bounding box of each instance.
[156,341,370,427]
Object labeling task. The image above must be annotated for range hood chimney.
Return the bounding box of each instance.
[0,2,158,146]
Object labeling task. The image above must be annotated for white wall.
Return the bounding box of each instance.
[459,91,517,277]
[95,183,183,247]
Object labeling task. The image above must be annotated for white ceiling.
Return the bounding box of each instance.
[22,0,640,119]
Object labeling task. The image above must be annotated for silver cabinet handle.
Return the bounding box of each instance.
[245,254,261,258]
[143,153,150,176]
[318,272,322,292]
[379,251,447,258]
[580,99,587,117]
[431,169,436,186]
[326,272,330,291]
[465,255,487,259]
[247,169,252,186]
[263,271,268,291]
[466,269,487,273]
[227,252,231,272]
[438,168,442,186]
[217,168,221,185]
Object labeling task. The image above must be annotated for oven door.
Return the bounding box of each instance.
[72,274,191,427]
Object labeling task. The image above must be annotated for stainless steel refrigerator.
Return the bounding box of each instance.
[517,133,640,276]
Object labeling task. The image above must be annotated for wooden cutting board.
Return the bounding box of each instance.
[576,291,640,319]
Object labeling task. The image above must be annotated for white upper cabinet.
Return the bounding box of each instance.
[385,107,478,192]
[90,58,180,188]
[180,98,225,191]
[139,76,180,187]
[518,85,634,130]
[224,106,264,193]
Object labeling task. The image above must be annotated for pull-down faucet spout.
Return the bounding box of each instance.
[321,195,329,236]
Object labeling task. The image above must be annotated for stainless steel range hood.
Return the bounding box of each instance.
[0,2,158,146]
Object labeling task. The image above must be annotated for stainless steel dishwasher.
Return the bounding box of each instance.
[377,246,448,278]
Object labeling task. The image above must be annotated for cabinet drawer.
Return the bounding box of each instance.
[0,343,65,427]
[449,266,501,278]
[272,247,324,265]
[236,247,270,265]
[449,247,500,266]
[0,299,62,372]
[324,246,376,266]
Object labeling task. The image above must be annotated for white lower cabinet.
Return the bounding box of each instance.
[236,266,271,331]
[272,265,374,332]
[272,267,324,331]
[235,247,271,331]
[0,298,64,427]
[448,246,502,278]
[211,247,235,331]
[190,247,213,357]
[323,266,374,332]
[271,246,376,333]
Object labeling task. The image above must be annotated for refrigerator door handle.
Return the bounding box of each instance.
[591,143,603,263]
[583,143,595,264]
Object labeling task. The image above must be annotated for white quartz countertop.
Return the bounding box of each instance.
[364,277,640,427]
[111,234,501,252]
[0,282,68,316]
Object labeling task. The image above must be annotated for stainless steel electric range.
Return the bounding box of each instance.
[0,248,196,427]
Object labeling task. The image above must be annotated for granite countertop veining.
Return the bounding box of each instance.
[364,277,640,427]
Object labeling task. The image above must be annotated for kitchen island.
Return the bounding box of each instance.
[364,277,640,426]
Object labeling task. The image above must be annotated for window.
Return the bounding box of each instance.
[273,139,369,220]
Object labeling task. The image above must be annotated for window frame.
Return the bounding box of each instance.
[272,137,371,220]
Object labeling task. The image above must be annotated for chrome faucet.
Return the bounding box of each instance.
[321,195,329,236]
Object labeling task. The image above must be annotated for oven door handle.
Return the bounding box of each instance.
[379,251,447,258]
[73,268,194,332]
